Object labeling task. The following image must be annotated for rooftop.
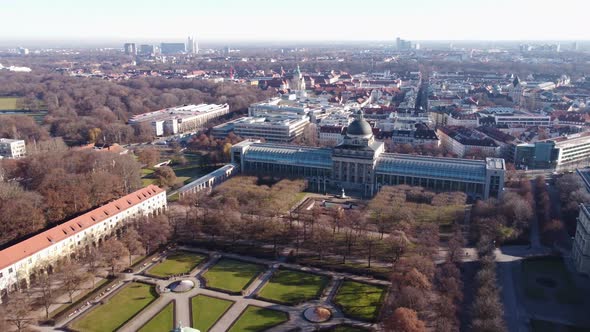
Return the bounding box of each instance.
[376,153,489,182]
[0,138,24,144]
[243,143,333,169]
[129,104,228,123]
[439,127,499,147]
[0,185,165,271]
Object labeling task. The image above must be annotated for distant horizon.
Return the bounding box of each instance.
[1,0,589,43]
[0,38,588,50]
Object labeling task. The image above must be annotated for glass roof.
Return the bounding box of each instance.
[375,153,487,182]
[245,144,333,169]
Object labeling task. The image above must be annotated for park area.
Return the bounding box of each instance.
[0,97,18,110]
[147,251,207,278]
[333,280,386,322]
[0,96,48,123]
[368,185,467,227]
[227,305,289,332]
[138,301,175,332]
[191,294,234,332]
[202,258,265,293]
[140,164,212,187]
[257,269,329,305]
[70,282,158,332]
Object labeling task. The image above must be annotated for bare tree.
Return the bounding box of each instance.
[36,272,56,319]
[154,166,177,188]
[0,306,9,332]
[385,307,426,332]
[136,147,161,167]
[383,233,408,270]
[100,238,130,276]
[136,216,171,254]
[82,247,102,287]
[447,225,466,263]
[121,228,144,266]
[58,261,88,303]
[362,234,380,268]
[4,292,34,332]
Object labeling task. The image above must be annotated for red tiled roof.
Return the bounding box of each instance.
[0,185,165,271]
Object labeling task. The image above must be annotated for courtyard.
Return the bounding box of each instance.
[62,247,386,332]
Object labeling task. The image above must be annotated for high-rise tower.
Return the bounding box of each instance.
[187,36,199,54]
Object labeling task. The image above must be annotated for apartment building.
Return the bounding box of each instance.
[0,185,167,302]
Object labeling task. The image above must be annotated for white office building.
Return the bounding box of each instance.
[492,114,552,127]
[129,104,230,137]
[232,116,310,142]
[0,138,26,159]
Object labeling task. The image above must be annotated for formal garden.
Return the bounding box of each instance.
[65,248,387,332]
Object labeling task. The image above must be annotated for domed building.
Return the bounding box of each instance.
[332,110,386,195]
[230,110,505,198]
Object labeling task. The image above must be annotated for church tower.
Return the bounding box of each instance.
[291,65,306,97]
[511,75,524,107]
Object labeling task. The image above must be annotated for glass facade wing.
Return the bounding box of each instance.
[375,155,487,182]
[244,145,333,169]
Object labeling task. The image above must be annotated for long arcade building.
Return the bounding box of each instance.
[0,185,167,302]
[232,111,505,199]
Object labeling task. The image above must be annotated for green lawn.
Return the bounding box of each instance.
[203,259,265,293]
[141,168,155,176]
[138,301,175,332]
[258,269,328,305]
[191,295,234,332]
[0,97,19,110]
[147,252,206,278]
[409,203,465,225]
[70,282,158,332]
[168,192,180,202]
[228,306,288,332]
[173,165,207,181]
[333,280,386,321]
[142,178,157,186]
[522,257,584,305]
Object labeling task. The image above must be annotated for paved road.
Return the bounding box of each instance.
[494,180,553,332]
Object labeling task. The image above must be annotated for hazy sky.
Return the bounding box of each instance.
[1,0,588,42]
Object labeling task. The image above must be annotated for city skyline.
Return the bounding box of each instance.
[1,0,589,42]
